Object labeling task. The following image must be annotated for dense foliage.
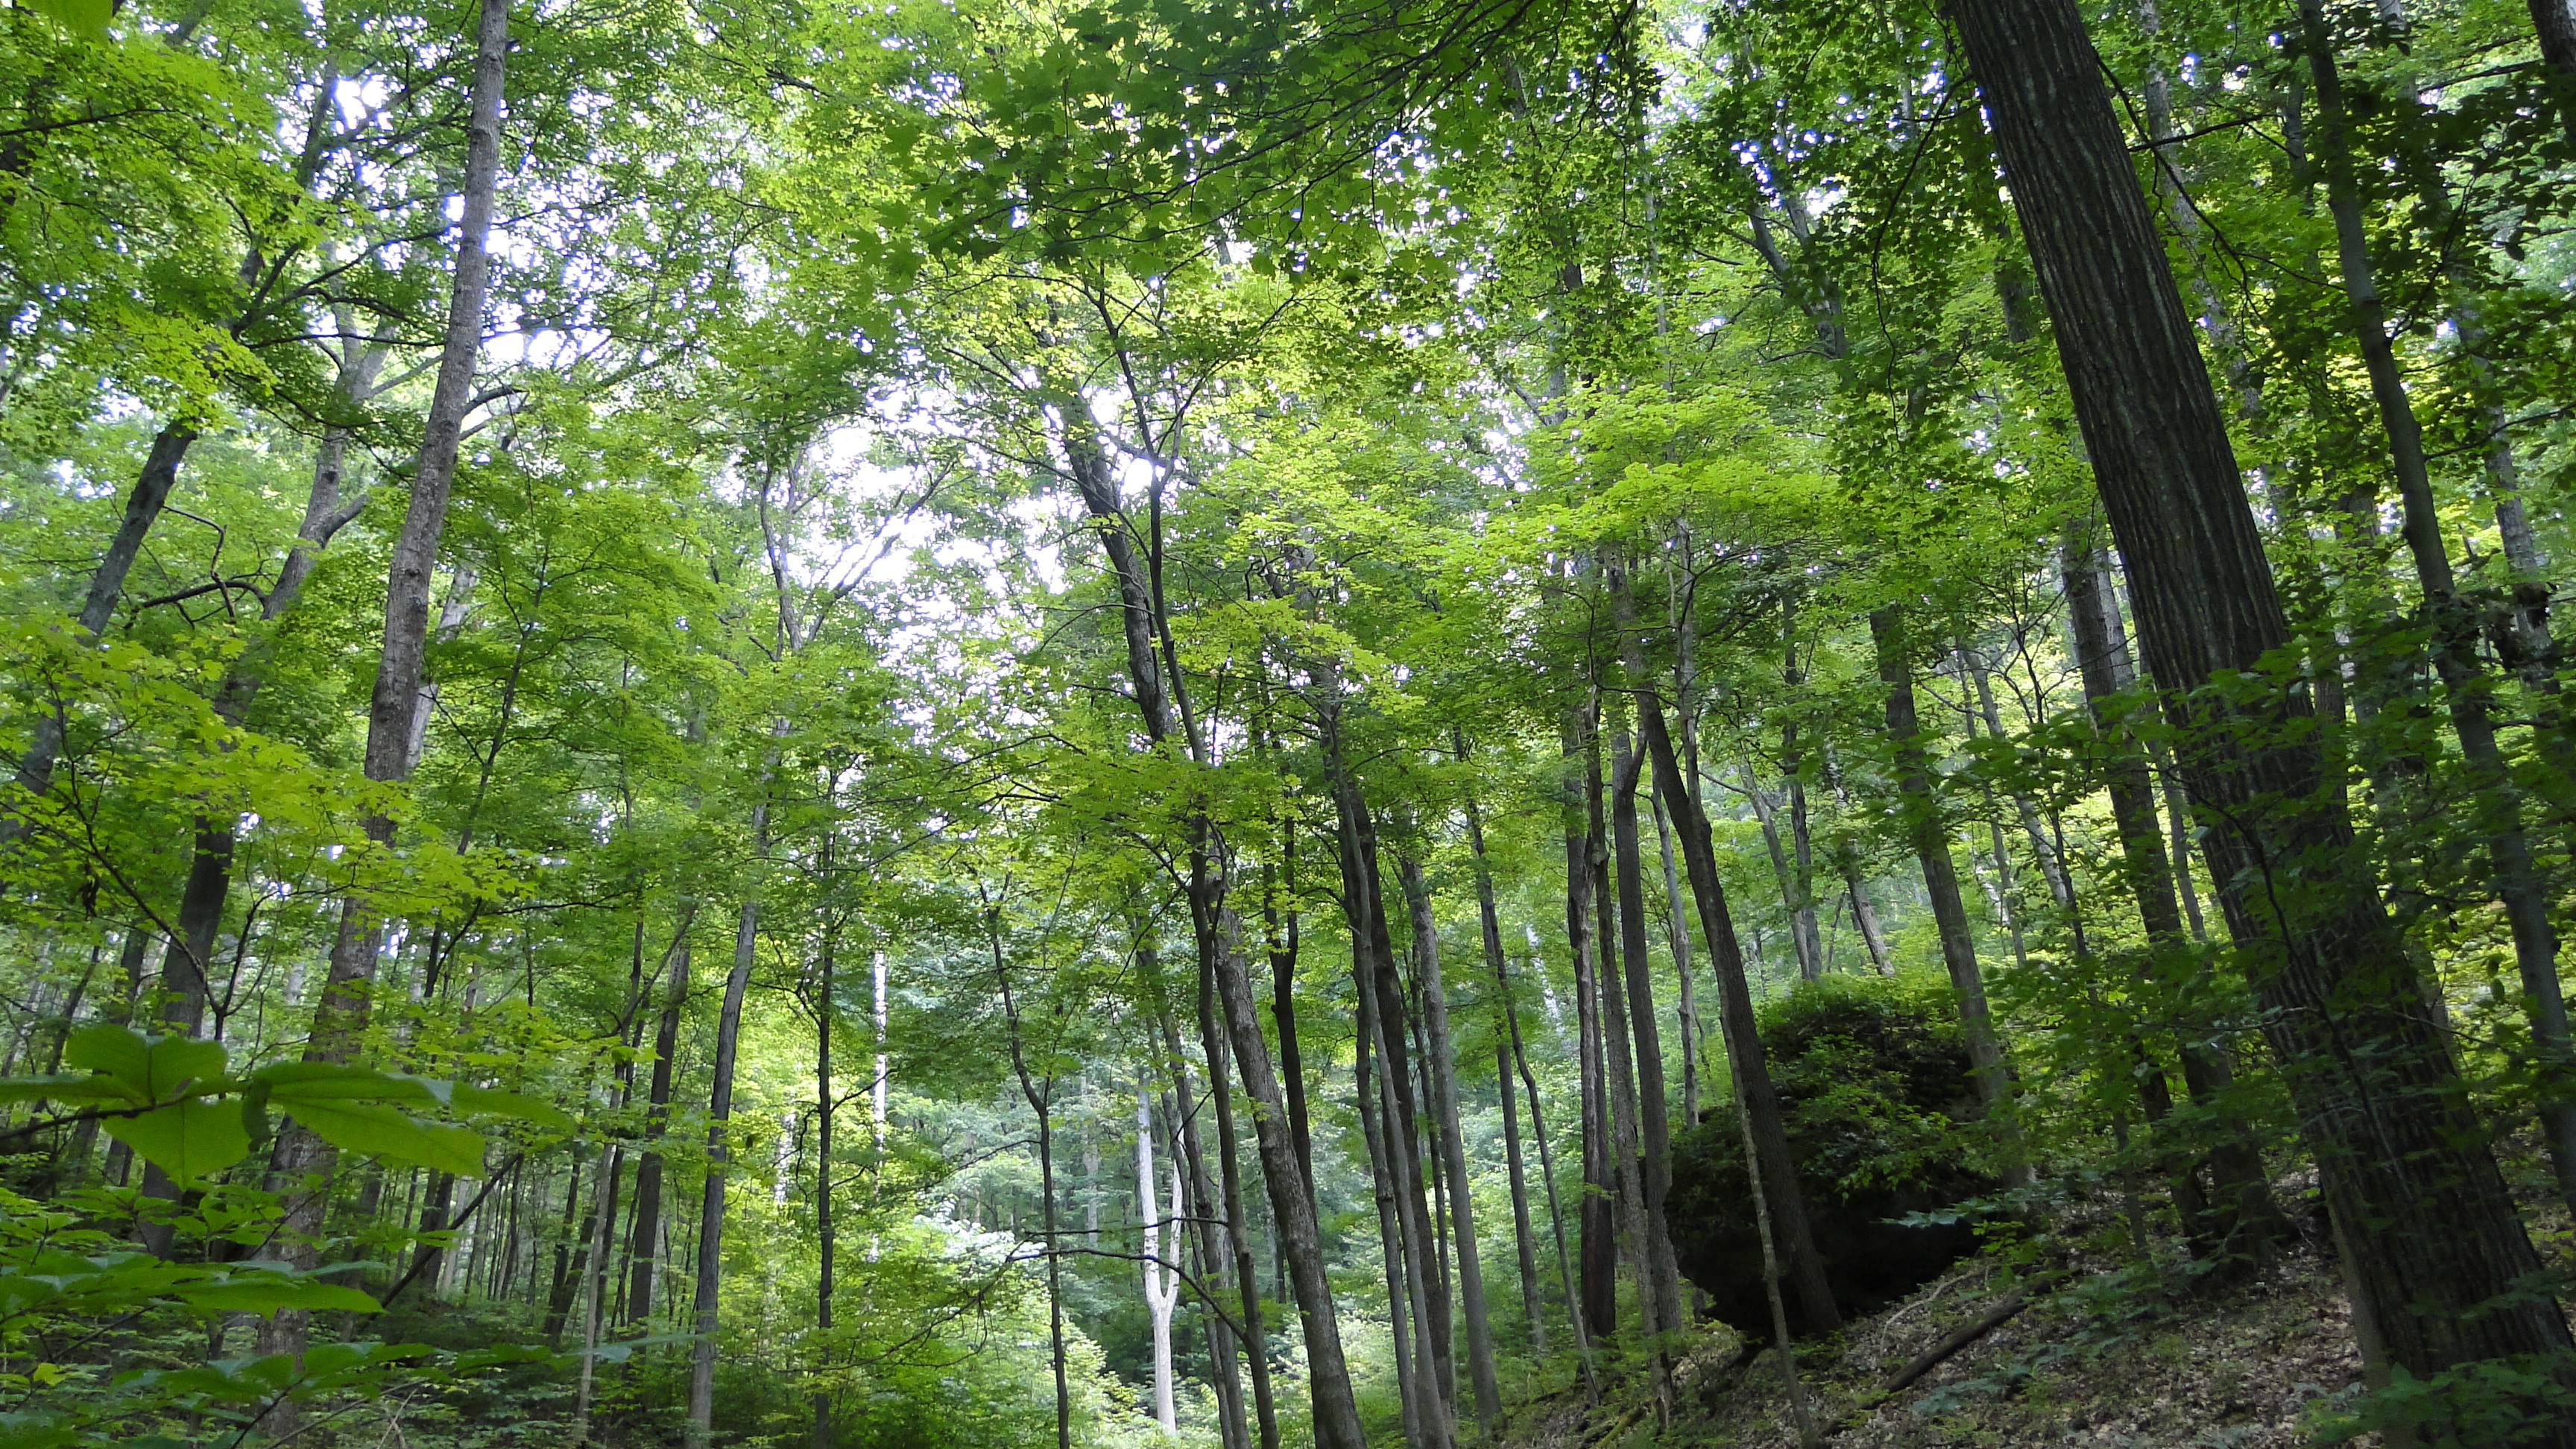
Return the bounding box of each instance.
[0,0,2572,1444]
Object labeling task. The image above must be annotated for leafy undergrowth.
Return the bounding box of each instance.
[1507,1204,2395,1449]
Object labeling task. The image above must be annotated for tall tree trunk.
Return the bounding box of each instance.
[687,855,763,1446]
[1139,1084,1181,1435]
[1870,607,2028,1185]
[2525,0,2576,149]
[1737,766,1818,980]
[1585,722,1651,1345]
[2064,525,2290,1262]
[6,423,201,817]
[1637,701,1840,1334]
[1352,953,1422,1446]
[1647,783,1706,1117]
[2299,1,2576,1216]
[1461,773,1551,1357]
[1611,730,1685,1342]
[626,923,691,1328]
[993,912,1071,1449]
[1396,853,1500,1436]
[1948,0,2575,1396]
[250,4,510,1426]
[1335,777,1453,1444]
[1064,409,1363,1449]
[1261,845,1313,1193]
[1560,710,1618,1344]
[812,897,837,1449]
[1198,946,1280,1449]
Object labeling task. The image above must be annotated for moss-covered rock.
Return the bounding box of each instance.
[1667,975,2001,1341]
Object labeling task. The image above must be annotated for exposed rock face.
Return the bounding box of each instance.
[1664,978,2003,1340]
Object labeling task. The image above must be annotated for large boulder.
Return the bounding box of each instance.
[1666,976,2003,1341]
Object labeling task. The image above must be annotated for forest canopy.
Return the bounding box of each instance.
[1,0,2574,1445]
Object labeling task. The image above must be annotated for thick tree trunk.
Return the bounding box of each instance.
[1609,726,1685,1341]
[1948,0,2575,1396]
[2526,0,2576,149]
[1870,607,2028,1185]
[1636,701,1840,1334]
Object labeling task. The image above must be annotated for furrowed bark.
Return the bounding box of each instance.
[1948,0,2575,1396]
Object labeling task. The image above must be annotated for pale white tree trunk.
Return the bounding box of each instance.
[1137,1085,1179,1435]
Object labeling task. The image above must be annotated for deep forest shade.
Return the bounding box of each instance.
[0,0,2572,1445]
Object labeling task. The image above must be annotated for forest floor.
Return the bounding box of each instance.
[1501,1171,2542,1449]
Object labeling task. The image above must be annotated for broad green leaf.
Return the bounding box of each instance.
[101,1099,250,1187]
[285,1099,484,1175]
[63,1027,224,1104]
[16,0,110,42]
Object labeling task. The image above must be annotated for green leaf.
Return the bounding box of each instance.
[449,1085,573,1134]
[16,0,110,42]
[285,1099,484,1175]
[63,1026,224,1103]
[177,1278,379,1315]
[0,1075,140,1105]
[101,1098,250,1187]
[257,1061,438,1107]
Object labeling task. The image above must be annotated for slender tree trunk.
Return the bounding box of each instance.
[1585,723,1651,1346]
[1561,708,1618,1345]
[1737,767,1816,979]
[1871,607,2028,1185]
[1262,846,1313,1193]
[1353,956,1423,1446]
[1647,784,1705,1118]
[2299,1,2576,1216]
[689,818,767,1446]
[2064,525,2290,1262]
[1462,772,1550,1358]
[992,915,1071,1449]
[1342,790,1455,1445]
[1139,1084,1181,1435]
[1397,853,1500,1435]
[7,423,201,815]
[1948,0,2575,1395]
[1198,946,1280,1449]
[1637,701,1840,1334]
[626,924,691,1327]
[813,908,836,1449]
[250,7,509,1425]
